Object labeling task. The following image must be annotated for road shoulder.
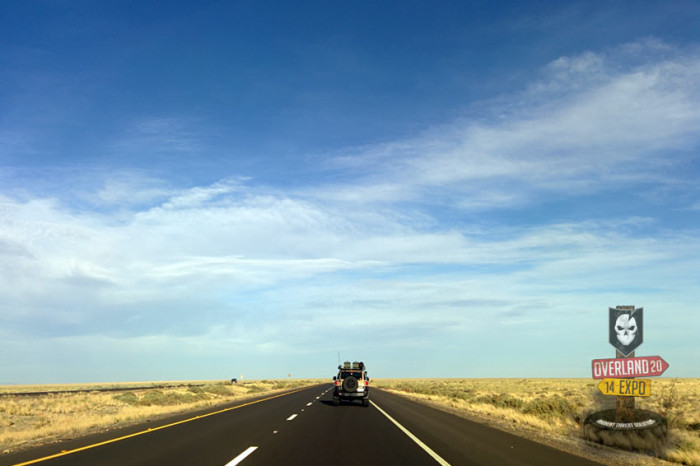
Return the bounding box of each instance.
[376,388,673,466]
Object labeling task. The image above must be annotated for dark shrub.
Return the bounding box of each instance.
[522,396,576,421]
[113,392,139,406]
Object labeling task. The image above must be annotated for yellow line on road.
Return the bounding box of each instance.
[11,387,312,466]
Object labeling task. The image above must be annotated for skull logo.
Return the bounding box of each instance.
[615,314,637,346]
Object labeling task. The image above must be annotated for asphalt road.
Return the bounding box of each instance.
[2,384,601,466]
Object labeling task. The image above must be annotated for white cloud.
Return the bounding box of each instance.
[2,181,697,326]
[2,176,699,379]
[316,41,700,209]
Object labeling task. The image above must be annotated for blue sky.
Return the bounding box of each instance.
[1,1,699,383]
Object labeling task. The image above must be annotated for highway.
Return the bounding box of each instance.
[2,384,600,466]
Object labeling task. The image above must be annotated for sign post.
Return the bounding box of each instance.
[591,355,669,379]
[610,305,643,422]
[584,305,669,448]
[597,378,652,397]
[609,306,643,356]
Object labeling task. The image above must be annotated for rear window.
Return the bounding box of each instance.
[341,371,362,379]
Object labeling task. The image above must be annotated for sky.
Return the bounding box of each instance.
[1,1,699,383]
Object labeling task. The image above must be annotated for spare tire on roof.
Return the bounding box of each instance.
[342,376,358,392]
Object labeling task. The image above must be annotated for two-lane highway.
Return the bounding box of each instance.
[244,387,447,465]
[2,385,601,466]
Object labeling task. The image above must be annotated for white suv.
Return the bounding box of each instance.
[333,361,369,407]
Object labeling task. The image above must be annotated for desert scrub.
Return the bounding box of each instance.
[243,384,267,394]
[476,393,524,410]
[139,390,193,406]
[113,392,139,406]
[201,383,232,396]
[521,396,577,422]
[375,379,700,465]
[0,379,321,454]
[665,430,700,466]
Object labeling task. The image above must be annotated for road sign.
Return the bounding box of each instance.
[591,355,669,379]
[609,307,643,356]
[597,378,651,397]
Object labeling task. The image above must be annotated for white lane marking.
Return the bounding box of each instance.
[286,414,298,421]
[306,402,313,406]
[225,446,258,466]
[371,401,451,466]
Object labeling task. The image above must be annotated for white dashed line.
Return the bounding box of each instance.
[306,402,313,406]
[371,401,451,466]
[286,414,298,421]
[225,446,258,466]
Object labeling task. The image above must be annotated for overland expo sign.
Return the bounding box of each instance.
[585,305,670,445]
[609,307,643,356]
[591,356,669,379]
[597,378,652,397]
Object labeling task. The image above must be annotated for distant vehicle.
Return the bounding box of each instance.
[333,361,369,407]
[230,378,238,384]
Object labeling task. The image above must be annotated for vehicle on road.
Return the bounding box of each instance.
[333,361,369,407]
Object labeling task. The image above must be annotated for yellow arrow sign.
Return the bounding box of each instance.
[597,378,651,397]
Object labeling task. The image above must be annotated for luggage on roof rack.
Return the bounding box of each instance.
[340,361,365,370]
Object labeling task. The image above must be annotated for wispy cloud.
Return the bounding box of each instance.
[111,116,206,157]
[316,41,700,209]
[94,172,175,208]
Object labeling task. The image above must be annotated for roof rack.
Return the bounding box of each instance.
[338,361,365,370]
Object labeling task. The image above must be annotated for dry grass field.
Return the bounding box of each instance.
[0,379,319,455]
[0,380,208,395]
[2,378,698,465]
[373,378,700,466]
